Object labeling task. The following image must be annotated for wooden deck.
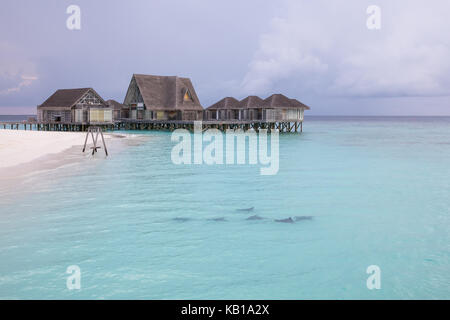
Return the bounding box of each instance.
[0,119,303,133]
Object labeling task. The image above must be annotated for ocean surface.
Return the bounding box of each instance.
[0,116,449,299]
[0,115,36,122]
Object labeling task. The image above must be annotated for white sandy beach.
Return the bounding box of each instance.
[0,129,144,198]
[0,129,99,169]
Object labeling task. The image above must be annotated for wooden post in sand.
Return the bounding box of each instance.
[82,126,108,156]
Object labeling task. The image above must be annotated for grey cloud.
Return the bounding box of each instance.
[241,0,450,98]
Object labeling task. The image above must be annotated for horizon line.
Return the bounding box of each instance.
[2,113,450,117]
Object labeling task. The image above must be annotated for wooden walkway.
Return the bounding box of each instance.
[0,119,303,133]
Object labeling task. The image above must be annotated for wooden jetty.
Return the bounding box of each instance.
[0,119,303,133]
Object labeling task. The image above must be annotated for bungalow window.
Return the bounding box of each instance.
[183,90,193,102]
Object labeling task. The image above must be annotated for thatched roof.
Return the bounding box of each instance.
[262,94,295,109]
[207,94,311,110]
[38,88,105,109]
[290,98,311,110]
[107,99,125,110]
[206,97,240,110]
[124,74,203,111]
[238,95,264,109]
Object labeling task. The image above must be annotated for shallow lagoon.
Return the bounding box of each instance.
[0,117,449,299]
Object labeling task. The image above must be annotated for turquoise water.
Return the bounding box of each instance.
[0,117,449,299]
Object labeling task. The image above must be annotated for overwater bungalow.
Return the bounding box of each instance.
[205,97,240,121]
[237,95,265,121]
[37,88,113,123]
[123,74,203,121]
[205,94,310,122]
[106,99,127,120]
[260,94,309,122]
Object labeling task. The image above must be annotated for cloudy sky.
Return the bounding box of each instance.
[1,0,449,115]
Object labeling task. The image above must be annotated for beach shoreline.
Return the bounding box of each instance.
[0,130,143,200]
[0,129,98,169]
